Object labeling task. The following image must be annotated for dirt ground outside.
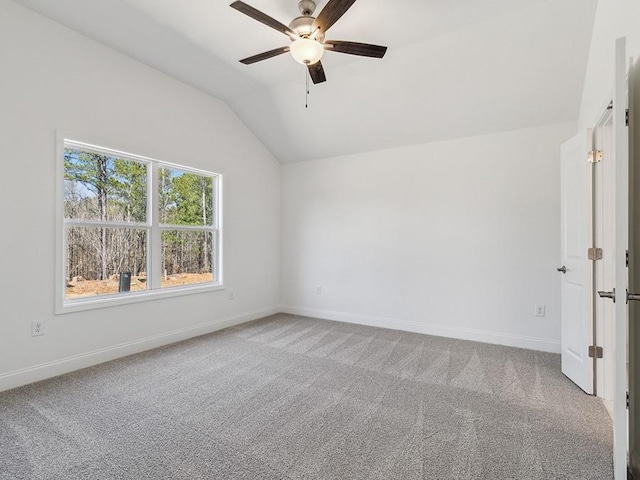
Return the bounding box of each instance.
[65,273,213,299]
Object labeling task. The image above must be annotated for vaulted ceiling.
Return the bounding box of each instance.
[14,0,598,162]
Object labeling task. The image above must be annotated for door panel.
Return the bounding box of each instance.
[560,132,593,394]
[628,52,640,480]
[612,37,630,480]
[564,283,586,360]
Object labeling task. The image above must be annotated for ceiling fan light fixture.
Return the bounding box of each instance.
[290,38,324,65]
[231,0,388,85]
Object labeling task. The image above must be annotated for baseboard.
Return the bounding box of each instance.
[0,305,281,393]
[0,304,560,393]
[281,305,561,354]
[601,398,614,420]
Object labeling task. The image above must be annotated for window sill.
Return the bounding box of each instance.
[56,283,225,315]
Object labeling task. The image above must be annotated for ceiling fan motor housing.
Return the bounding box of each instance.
[289,15,325,41]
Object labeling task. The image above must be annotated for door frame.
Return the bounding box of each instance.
[592,109,615,412]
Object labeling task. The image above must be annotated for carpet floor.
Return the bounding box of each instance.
[0,314,613,479]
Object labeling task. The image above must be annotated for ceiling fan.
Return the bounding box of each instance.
[230,0,387,84]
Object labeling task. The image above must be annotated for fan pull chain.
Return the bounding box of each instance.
[305,68,310,108]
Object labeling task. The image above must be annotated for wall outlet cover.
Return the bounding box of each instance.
[31,321,45,336]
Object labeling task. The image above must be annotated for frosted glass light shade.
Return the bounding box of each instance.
[290,38,324,65]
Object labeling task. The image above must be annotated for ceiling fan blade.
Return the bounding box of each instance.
[324,40,387,58]
[308,61,327,84]
[230,1,296,38]
[240,46,290,65]
[312,0,357,34]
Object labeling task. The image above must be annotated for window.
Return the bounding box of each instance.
[58,139,221,312]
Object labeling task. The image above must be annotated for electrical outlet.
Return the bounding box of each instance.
[31,321,45,337]
[534,305,546,317]
[228,289,235,300]
[315,285,322,295]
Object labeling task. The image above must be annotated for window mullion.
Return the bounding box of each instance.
[63,219,150,229]
[214,175,222,283]
[149,162,161,290]
[157,224,215,232]
[213,176,220,230]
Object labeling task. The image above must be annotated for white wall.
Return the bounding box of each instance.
[579,0,640,127]
[0,0,281,391]
[0,0,605,392]
[281,123,577,353]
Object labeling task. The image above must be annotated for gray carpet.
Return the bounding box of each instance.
[0,314,613,479]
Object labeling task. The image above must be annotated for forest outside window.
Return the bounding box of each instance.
[60,139,221,312]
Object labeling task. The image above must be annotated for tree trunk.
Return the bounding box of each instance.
[97,156,109,280]
[201,182,208,273]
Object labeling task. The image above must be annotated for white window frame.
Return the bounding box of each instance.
[56,135,223,314]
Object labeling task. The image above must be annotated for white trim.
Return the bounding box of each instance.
[588,95,615,130]
[56,131,66,314]
[64,139,158,166]
[281,305,561,353]
[64,219,151,229]
[612,37,630,480]
[158,224,216,232]
[216,175,224,286]
[0,305,281,393]
[149,161,161,291]
[57,134,223,314]
[60,283,226,314]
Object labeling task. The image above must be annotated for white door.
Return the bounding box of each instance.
[611,36,630,480]
[628,48,640,480]
[560,132,593,394]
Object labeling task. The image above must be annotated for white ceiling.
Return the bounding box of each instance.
[14,0,598,163]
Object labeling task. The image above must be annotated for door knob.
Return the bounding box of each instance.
[557,266,567,274]
[598,288,616,302]
[627,290,640,303]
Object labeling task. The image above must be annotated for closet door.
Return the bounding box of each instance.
[559,132,593,394]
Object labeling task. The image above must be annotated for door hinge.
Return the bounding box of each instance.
[588,345,603,358]
[627,109,630,127]
[627,391,630,409]
[627,250,630,267]
[588,247,603,261]
[588,150,603,163]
